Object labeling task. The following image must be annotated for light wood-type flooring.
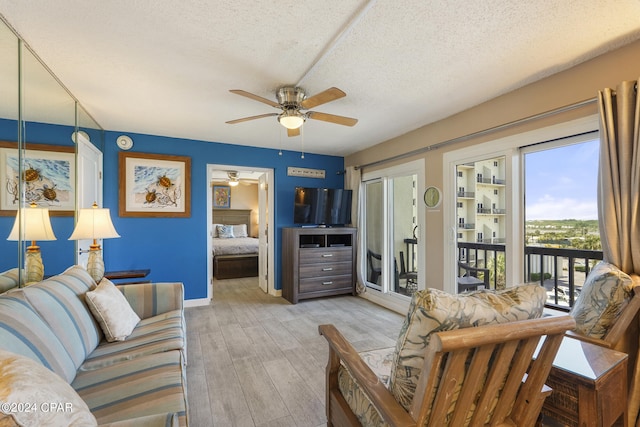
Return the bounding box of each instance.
[185,277,404,427]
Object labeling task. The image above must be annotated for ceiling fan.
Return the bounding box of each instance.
[226,86,358,136]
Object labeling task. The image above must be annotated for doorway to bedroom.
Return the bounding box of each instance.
[206,164,275,299]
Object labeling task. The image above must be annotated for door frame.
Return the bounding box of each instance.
[206,164,275,300]
[75,134,103,266]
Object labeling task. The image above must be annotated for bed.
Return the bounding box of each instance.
[212,209,259,280]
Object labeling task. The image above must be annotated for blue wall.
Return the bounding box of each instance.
[102,130,345,300]
[0,118,77,274]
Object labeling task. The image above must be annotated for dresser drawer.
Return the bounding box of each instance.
[299,275,353,293]
[299,248,352,264]
[299,261,352,279]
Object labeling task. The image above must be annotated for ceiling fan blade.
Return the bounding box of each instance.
[225,113,278,124]
[287,127,301,137]
[307,111,358,127]
[300,87,346,109]
[229,89,280,108]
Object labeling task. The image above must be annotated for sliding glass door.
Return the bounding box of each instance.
[362,160,424,305]
[391,174,418,295]
[364,180,384,291]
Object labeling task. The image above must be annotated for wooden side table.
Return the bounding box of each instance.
[104,269,151,285]
[541,335,628,427]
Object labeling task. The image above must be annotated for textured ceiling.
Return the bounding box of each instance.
[2,1,640,156]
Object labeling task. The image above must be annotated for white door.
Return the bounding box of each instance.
[258,173,268,293]
[76,137,103,267]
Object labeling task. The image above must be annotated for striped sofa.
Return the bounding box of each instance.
[0,265,188,426]
[0,267,21,293]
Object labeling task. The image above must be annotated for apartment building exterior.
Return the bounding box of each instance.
[456,156,506,266]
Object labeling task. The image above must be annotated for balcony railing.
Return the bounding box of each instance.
[492,208,506,214]
[457,241,603,311]
[457,191,475,198]
[458,223,475,229]
[476,177,506,185]
[477,208,492,214]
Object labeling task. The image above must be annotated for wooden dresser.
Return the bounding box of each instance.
[282,227,356,304]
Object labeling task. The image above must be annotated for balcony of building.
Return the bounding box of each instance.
[457,191,475,198]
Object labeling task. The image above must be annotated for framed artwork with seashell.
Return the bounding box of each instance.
[0,141,76,216]
[119,151,191,217]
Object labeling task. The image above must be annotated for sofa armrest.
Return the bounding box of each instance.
[319,324,416,426]
[98,412,179,427]
[116,282,184,319]
[0,267,21,293]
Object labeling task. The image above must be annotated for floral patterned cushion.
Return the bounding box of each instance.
[338,364,387,427]
[337,348,394,427]
[389,284,546,411]
[570,261,635,339]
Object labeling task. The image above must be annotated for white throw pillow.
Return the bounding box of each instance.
[232,224,248,238]
[85,278,140,342]
[0,349,97,426]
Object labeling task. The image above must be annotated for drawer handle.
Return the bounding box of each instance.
[321,253,333,257]
[322,267,333,271]
[322,281,334,285]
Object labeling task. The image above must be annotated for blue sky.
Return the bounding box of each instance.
[525,138,599,220]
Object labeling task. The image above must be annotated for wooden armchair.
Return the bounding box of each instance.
[320,315,575,427]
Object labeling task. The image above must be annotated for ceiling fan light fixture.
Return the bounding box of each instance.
[278,110,305,130]
[227,170,240,186]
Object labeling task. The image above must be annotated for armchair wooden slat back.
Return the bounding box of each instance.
[320,315,575,427]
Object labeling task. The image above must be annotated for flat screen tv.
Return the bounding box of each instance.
[294,187,352,226]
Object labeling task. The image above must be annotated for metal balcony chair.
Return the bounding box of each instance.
[367,249,382,284]
[457,261,489,293]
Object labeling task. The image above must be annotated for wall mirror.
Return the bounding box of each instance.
[0,16,103,286]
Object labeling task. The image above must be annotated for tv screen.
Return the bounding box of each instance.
[294,187,352,226]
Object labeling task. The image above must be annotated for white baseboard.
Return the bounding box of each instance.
[269,288,282,297]
[184,297,211,307]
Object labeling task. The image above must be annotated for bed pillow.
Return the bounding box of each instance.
[232,224,248,238]
[212,223,223,237]
[0,349,97,426]
[85,278,140,342]
[217,225,235,239]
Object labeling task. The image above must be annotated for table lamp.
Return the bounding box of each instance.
[7,203,57,284]
[69,202,120,283]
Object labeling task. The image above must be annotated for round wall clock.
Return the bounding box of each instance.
[116,135,133,150]
[424,186,442,208]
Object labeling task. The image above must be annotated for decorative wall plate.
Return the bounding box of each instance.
[116,135,133,150]
[424,186,442,208]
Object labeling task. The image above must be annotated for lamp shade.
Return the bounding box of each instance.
[7,206,56,241]
[69,206,120,240]
[278,110,305,129]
